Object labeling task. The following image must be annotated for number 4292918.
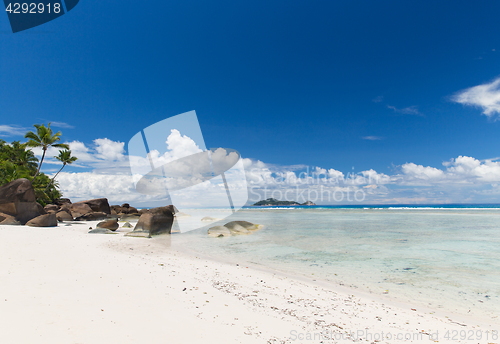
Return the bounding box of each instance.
[5,3,62,14]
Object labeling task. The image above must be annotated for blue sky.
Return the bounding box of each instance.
[2,1,500,205]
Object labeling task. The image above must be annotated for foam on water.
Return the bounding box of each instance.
[170,208,500,323]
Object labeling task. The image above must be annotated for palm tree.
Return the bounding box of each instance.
[44,149,77,192]
[25,123,69,180]
[9,141,39,172]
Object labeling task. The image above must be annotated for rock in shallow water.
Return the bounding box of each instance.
[225,221,262,231]
[201,216,221,222]
[226,223,250,234]
[207,226,232,238]
[208,221,264,237]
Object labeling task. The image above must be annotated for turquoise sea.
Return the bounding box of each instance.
[170,205,500,324]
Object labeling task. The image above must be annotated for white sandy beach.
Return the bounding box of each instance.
[0,222,498,344]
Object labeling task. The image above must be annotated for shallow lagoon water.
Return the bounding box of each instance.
[170,207,500,323]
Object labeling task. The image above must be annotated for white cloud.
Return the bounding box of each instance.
[165,129,202,160]
[401,163,445,182]
[94,138,125,161]
[444,156,500,182]
[0,125,26,137]
[398,156,500,185]
[387,105,423,116]
[360,169,392,184]
[68,141,94,162]
[56,172,140,204]
[328,169,344,180]
[452,77,500,118]
[362,136,383,140]
[145,129,203,168]
[50,121,74,129]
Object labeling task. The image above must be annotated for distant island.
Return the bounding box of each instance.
[252,198,316,206]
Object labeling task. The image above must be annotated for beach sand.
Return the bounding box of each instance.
[0,222,497,344]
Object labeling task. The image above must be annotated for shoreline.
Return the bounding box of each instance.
[170,237,500,329]
[1,222,498,343]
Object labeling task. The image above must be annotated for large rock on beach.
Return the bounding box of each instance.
[111,204,140,215]
[73,198,111,214]
[44,204,59,212]
[127,206,138,214]
[0,178,35,203]
[36,202,46,215]
[70,203,93,218]
[26,213,58,227]
[55,198,71,206]
[0,212,21,225]
[56,211,73,222]
[0,178,44,224]
[120,214,141,221]
[125,205,175,238]
[75,212,109,221]
[96,219,119,231]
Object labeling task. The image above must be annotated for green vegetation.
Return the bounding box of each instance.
[0,123,76,206]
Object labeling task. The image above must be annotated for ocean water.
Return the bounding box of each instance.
[169,206,500,324]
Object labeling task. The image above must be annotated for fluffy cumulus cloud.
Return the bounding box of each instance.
[55,172,137,203]
[129,130,203,174]
[94,138,125,161]
[452,77,500,118]
[445,156,500,182]
[401,163,445,182]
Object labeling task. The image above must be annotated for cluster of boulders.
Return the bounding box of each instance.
[0,178,49,226]
[208,221,263,238]
[0,179,265,240]
[0,178,176,238]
